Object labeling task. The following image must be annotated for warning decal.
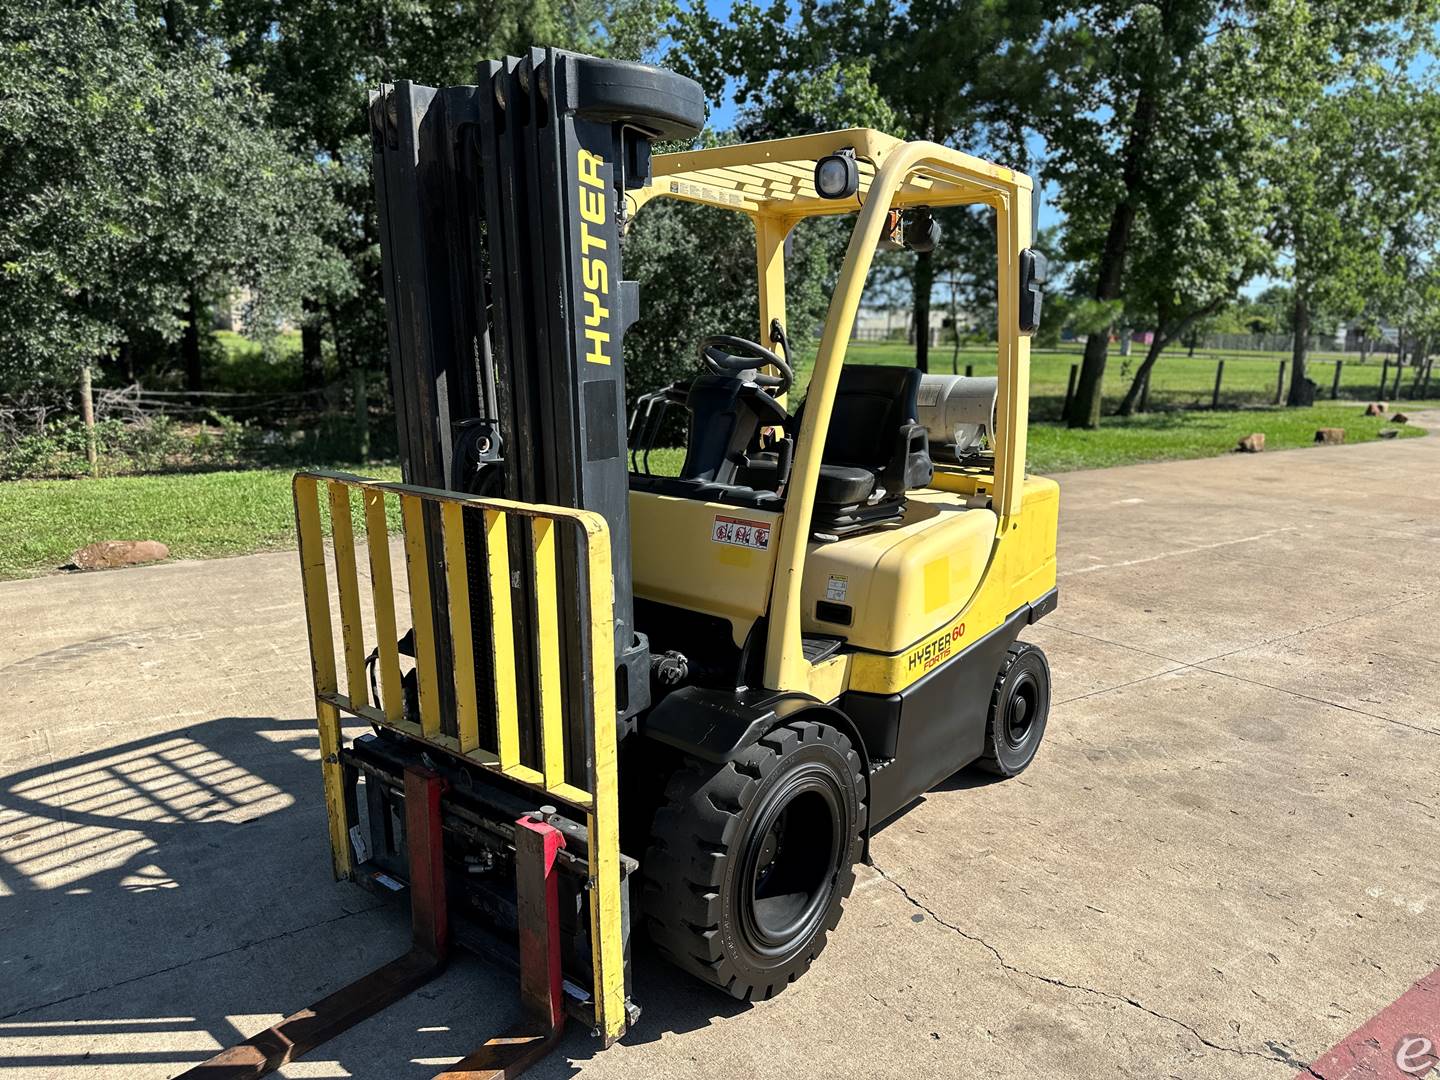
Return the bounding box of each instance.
[712,514,772,550]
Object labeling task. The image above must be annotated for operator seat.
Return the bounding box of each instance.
[746,365,933,536]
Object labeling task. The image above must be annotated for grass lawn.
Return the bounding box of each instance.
[1026,403,1424,472]
[825,341,1422,418]
[0,465,400,579]
[631,402,1426,481]
[0,403,1427,580]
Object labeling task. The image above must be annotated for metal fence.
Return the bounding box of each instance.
[1198,332,1399,356]
[93,384,329,422]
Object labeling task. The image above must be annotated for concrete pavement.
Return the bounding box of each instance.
[1,419,1437,1078]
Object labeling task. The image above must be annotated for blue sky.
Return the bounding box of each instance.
[687,3,1437,301]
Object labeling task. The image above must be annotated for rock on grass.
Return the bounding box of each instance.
[66,540,169,570]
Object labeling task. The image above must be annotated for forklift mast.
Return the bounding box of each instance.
[369,48,704,737]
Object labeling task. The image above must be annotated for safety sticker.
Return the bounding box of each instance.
[826,574,849,601]
[712,514,771,550]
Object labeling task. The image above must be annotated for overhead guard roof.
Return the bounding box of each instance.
[630,128,1032,218]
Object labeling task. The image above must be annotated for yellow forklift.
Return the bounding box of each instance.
[188,46,1057,1079]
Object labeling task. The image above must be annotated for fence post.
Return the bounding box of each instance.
[352,367,370,460]
[964,363,973,378]
[79,364,98,476]
[1331,359,1343,400]
[1212,359,1225,409]
[1392,358,1404,399]
[1379,358,1389,397]
[1063,363,1079,418]
[1275,360,1286,405]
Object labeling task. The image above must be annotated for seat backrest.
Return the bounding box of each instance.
[822,365,922,469]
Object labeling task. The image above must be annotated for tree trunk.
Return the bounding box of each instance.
[182,290,203,391]
[1287,293,1309,406]
[912,249,933,374]
[1409,336,1429,396]
[1117,296,1225,417]
[1065,86,1158,429]
[301,298,325,391]
[1117,334,1169,416]
[948,281,961,374]
[79,363,98,476]
[327,301,351,373]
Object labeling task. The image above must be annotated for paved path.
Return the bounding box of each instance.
[2,421,1437,1079]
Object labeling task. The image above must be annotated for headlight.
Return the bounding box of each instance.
[813,149,859,199]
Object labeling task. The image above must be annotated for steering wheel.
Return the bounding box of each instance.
[700,334,794,394]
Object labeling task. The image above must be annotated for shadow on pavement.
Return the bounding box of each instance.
[0,716,742,1078]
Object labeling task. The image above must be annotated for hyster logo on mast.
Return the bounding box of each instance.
[577,149,612,365]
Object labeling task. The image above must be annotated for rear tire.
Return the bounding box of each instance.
[978,641,1051,777]
[641,719,865,1001]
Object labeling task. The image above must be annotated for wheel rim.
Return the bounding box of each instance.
[737,769,843,958]
[1004,670,1040,749]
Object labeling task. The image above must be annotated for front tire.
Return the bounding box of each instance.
[978,641,1051,777]
[642,719,865,1001]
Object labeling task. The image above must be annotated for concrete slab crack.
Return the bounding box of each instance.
[1189,665,1440,738]
[870,863,1314,1076]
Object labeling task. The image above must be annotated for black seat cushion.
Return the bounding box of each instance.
[746,454,876,504]
[814,464,875,504]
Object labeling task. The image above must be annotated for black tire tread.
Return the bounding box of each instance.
[642,720,864,1001]
[978,640,1050,776]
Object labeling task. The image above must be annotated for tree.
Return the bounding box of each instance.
[1044,1,1439,426]
[215,0,674,384]
[0,1,345,392]
[622,198,844,410]
[672,0,1049,371]
[1272,77,1440,404]
[1111,25,1275,415]
[1044,2,1289,427]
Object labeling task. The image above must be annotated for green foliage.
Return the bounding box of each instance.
[622,201,845,404]
[210,331,307,393]
[1042,0,1440,422]
[0,413,278,480]
[211,0,675,379]
[0,1,349,391]
[674,0,1044,152]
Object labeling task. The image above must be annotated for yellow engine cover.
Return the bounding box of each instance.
[801,493,998,653]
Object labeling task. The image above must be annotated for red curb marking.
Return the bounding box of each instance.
[1297,966,1440,1079]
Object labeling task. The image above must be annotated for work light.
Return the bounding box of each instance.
[814,148,859,199]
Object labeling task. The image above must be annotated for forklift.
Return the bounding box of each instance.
[187,46,1057,1078]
